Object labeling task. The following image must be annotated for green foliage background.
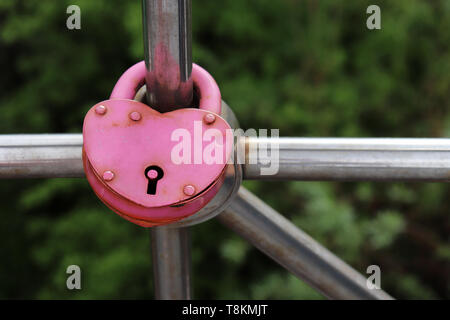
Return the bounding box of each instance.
[0,0,449,299]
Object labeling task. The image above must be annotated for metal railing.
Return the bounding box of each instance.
[142,0,194,299]
[1,0,445,299]
[2,134,450,182]
[4,134,450,299]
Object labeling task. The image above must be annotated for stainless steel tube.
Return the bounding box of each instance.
[218,187,393,300]
[142,0,194,301]
[243,137,450,181]
[0,134,83,178]
[142,0,193,111]
[151,227,192,299]
[2,135,450,181]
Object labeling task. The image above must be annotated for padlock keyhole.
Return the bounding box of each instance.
[144,166,164,195]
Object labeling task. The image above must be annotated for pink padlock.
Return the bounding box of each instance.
[83,62,233,227]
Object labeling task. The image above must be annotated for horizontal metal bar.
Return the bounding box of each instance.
[1,135,450,181]
[243,137,450,181]
[218,187,393,300]
[0,134,83,178]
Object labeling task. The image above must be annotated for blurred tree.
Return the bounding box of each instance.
[0,0,448,299]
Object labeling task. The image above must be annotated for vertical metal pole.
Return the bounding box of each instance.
[142,0,193,112]
[142,0,193,299]
[151,227,192,299]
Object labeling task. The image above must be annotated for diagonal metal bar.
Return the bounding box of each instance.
[218,187,393,300]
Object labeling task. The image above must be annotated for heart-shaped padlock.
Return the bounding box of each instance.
[83,62,233,227]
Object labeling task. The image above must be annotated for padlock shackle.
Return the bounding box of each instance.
[110,61,221,115]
